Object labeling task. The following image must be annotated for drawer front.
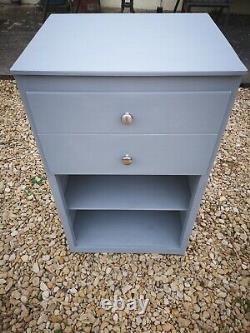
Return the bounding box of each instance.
[27,91,230,134]
[39,134,217,175]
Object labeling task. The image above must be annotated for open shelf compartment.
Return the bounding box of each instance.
[72,210,185,254]
[62,175,195,211]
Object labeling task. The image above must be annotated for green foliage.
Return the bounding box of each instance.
[31,175,46,186]
[234,297,250,313]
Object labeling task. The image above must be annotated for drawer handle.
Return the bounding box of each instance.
[121,112,133,125]
[122,154,133,165]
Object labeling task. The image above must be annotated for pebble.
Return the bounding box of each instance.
[162,323,174,331]
[11,230,18,236]
[21,295,28,303]
[218,291,227,298]
[106,267,111,274]
[32,277,40,287]
[202,311,210,319]
[165,267,174,276]
[194,304,201,313]
[122,285,132,295]
[178,318,190,327]
[69,288,77,294]
[37,313,47,325]
[21,255,29,262]
[42,290,50,299]
[32,262,40,273]
[40,281,48,291]
[11,290,21,299]
[113,313,119,322]
[9,253,16,261]
[0,181,5,193]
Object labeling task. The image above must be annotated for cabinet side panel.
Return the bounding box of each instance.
[180,77,242,251]
[206,77,242,173]
[14,75,76,249]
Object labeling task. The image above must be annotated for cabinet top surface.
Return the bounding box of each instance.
[11,13,247,76]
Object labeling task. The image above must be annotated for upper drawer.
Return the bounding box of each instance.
[26,91,231,134]
[38,134,217,175]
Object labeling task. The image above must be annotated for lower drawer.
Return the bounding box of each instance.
[39,134,217,175]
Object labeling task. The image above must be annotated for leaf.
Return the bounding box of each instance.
[31,175,46,186]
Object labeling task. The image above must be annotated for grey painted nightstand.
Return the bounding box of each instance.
[11,14,246,254]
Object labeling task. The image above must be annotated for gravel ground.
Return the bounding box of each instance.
[0,80,249,333]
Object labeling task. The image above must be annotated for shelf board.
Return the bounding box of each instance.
[65,175,190,211]
[72,210,183,254]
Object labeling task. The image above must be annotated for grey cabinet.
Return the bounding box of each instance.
[11,14,246,254]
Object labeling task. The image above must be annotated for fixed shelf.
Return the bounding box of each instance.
[72,210,184,254]
[64,175,191,211]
